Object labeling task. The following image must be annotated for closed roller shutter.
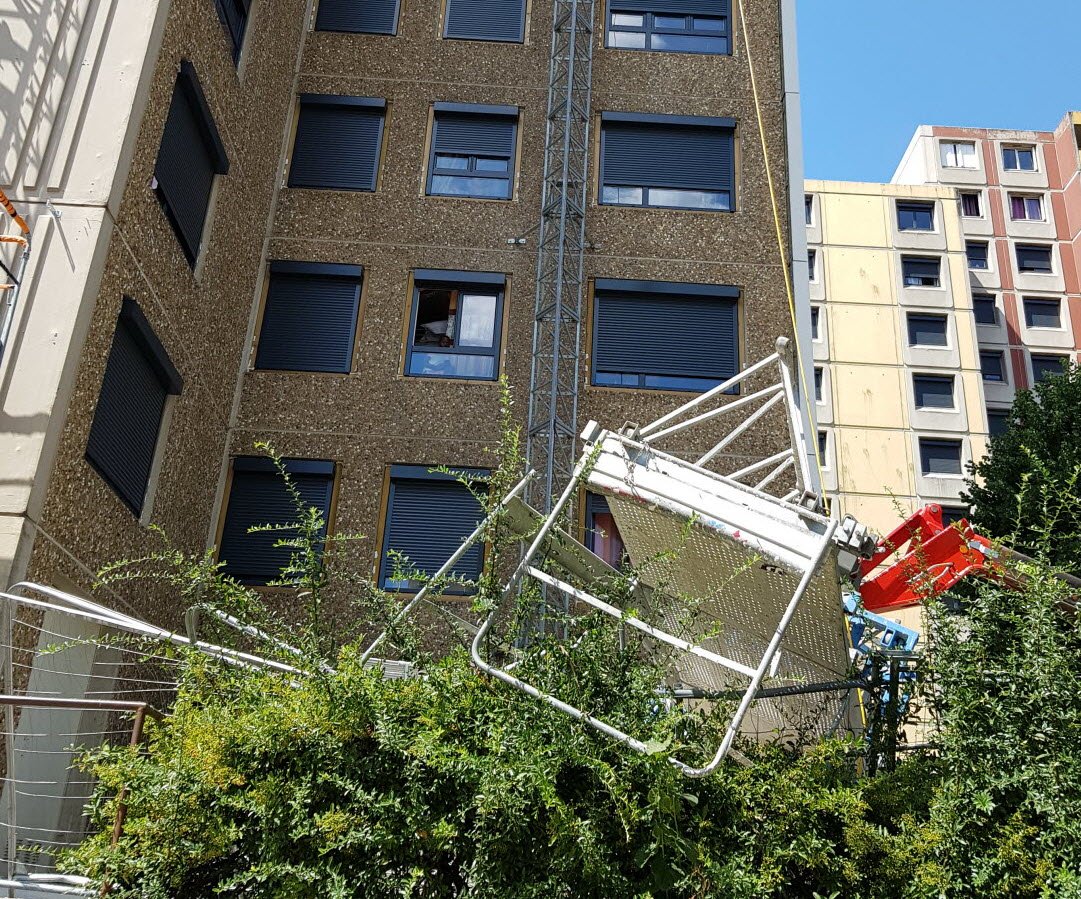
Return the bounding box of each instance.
[289,96,386,191]
[316,0,400,33]
[444,0,526,42]
[601,115,734,192]
[219,458,336,585]
[255,263,363,373]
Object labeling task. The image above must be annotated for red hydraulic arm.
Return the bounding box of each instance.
[857,505,1002,613]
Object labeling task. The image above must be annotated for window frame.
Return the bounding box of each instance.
[965,240,990,271]
[404,269,506,382]
[906,312,949,347]
[817,430,829,467]
[213,0,252,61]
[810,305,821,340]
[288,95,387,192]
[425,103,519,201]
[1022,296,1062,330]
[896,200,935,232]
[216,457,337,586]
[1016,243,1054,275]
[807,249,817,282]
[972,294,998,327]
[813,365,823,403]
[919,437,964,477]
[584,492,627,569]
[153,61,229,266]
[254,261,364,374]
[1030,353,1069,382]
[598,111,736,213]
[1008,193,1045,221]
[940,140,977,169]
[979,349,1006,383]
[901,255,942,288]
[85,297,183,518]
[315,0,401,34]
[379,465,489,595]
[987,408,1010,438]
[912,372,956,411]
[804,194,814,225]
[591,278,741,393]
[959,191,982,218]
[604,3,731,56]
[1002,143,1037,172]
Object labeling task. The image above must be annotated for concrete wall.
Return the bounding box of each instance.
[807,179,989,537]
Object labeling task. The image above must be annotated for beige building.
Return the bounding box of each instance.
[0,0,812,626]
[806,180,989,537]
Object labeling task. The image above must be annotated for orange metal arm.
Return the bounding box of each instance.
[0,187,30,237]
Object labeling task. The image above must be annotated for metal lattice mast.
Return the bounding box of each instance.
[525,0,595,513]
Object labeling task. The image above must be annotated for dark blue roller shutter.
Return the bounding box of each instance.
[444,0,526,42]
[610,0,727,12]
[289,96,385,191]
[432,114,516,157]
[255,263,362,373]
[154,62,229,264]
[601,116,733,192]
[902,256,940,281]
[214,0,251,59]
[383,471,487,589]
[920,439,962,476]
[219,458,335,584]
[316,0,399,33]
[594,285,738,381]
[86,298,182,517]
[907,314,948,346]
[1016,244,1052,273]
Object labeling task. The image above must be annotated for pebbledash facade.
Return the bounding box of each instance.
[808,112,1081,539]
[0,0,812,623]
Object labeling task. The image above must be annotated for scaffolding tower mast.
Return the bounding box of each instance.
[525,0,596,514]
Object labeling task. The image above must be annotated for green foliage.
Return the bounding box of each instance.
[63,396,1081,897]
[963,362,1081,571]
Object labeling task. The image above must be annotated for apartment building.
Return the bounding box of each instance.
[805,180,988,537]
[892,113,1081,430]
[0,0,811,621]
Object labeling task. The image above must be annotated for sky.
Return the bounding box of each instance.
[797,0,1081,183]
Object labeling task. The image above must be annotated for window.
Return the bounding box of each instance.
[897,201,935,231]
[86,298,182,516]
[817,430,828,464]
[814,366,823,402]
[255,262,363,373]
[906,313,948,347]
[605,2,730,54]
[1031,353,1068,381]
[289,95,386,191]
[1023,297,1061,329]
[919,438,963,476]
[940,141,977,168]
[406,270,504,380]
[427,104,518,200]
[987,409,1010,437]
[316,0,400,33]
[808,249,817,281]
[585,493,626,569]
[966,241,990,271]
[972,294,998,326]
[380,466,487,592]
[805,194,813,225]
[444,0,526,42]
[599,112,735,211]
[980,350,1005,382]
[902,255,941,288]
[913,373,955,410]
[1009,194,1044,221]
[1002,144,1036,171]
[213,0,251,60]
[1016,243,1053,274]
[810,305,821,339]
[940,506,968,526]
[960,191,982,217]
[592,278,739,391]
[218,458,335,585]
[153,61,228,265]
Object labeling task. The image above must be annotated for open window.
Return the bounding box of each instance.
[406,270,504,380]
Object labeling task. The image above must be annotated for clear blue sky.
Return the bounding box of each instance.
[797,0,1081,182]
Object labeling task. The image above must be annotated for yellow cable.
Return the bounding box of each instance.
[736,0,825,488]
